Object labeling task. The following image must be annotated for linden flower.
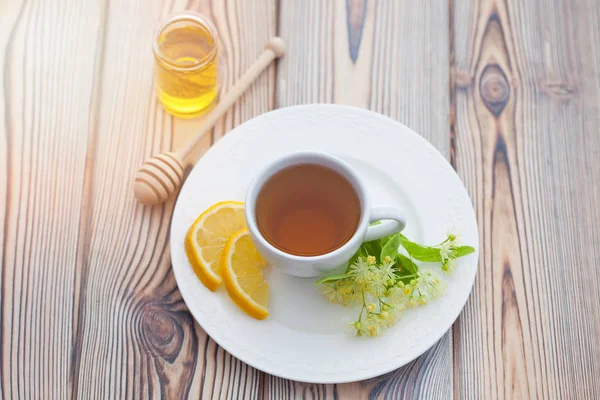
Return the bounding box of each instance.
[364,315,383,337]
[366,255,377,265]
[414,271,447,301]
[349,257,373,284]
[343,279,364,305]
[378,307,395,328]
[379,314,393,328]
[348,320,369,337]
[379,259,397,281]
[446,229,462,246]
[441,258,456,274]
[438,240,455,263]
[388,286,410,310]
[368,270,388,296]
[320,282,345,304]
[388,303,404,321]
[347,289,363,306]
[439,230,464,265]
[320,279,360,305]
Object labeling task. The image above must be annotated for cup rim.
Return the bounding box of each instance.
[245,151,370,262]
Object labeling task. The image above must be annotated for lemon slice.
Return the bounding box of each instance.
[221,229,269,320]
[184,201,246,291]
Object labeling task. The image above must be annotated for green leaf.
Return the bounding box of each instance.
[454,245,475,257]
[395,254,419,283]
[396,254,418,275]
[362,240,385,258]
[399,234,442,262]
[347,237,388,268]
[314,273,351,285]
[380,234,402,261]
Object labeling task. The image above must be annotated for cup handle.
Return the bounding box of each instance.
[364,205,407,242]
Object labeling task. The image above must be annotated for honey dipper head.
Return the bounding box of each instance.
[265,37,286,57]
[134,152,185,205]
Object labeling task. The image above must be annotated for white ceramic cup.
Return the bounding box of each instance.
[245,152,407,278]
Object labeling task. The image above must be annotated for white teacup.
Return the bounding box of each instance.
[245,152,407,278]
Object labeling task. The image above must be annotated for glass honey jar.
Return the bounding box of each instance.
[152,11,219,118]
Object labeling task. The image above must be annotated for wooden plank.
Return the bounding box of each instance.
[0,0,104,398]
[68,0,277,398]
[451,0,600,398]
[268,0,452,397]
[0,1,23,393]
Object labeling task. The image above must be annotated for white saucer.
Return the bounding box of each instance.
[170,104,478,383]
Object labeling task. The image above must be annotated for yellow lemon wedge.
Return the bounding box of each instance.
[184,201,246,291]
[221,228,269,320]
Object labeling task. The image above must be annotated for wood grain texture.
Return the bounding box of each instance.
[270,0,452,398]
[1,0,104,397]
[0,0,275,398]
[2,0,600,398]
[451,0,600,398]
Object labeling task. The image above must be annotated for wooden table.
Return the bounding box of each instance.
[1,0,599,398]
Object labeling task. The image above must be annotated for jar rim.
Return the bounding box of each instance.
[152,11,219,71]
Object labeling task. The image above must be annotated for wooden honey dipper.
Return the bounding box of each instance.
[134,37,286,205]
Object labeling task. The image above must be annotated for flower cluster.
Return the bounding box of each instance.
[317,229,474,337]
[321,257,447,337]
[437,230,463,273]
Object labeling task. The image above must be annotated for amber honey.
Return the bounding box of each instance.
[153,12,219,118]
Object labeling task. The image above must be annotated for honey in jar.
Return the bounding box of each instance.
[153,12,219,118]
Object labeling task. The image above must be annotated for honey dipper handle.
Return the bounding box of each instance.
[176,37,286,159]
